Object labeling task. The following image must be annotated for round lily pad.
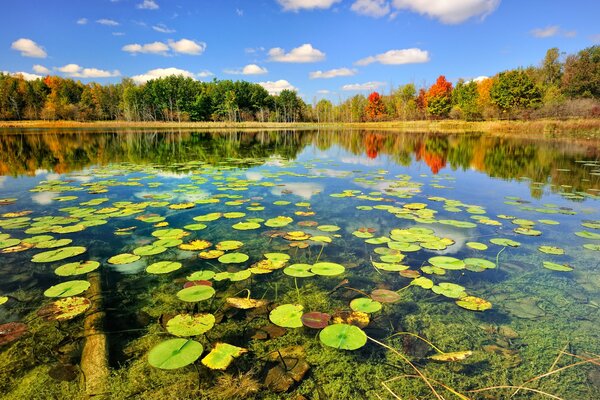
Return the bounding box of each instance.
[370,289,401,303]
[264,253,290,262]
[225,297,268,309]
[216,240,243,251]
[37,296,91,321]
[31,246,87,263]
[269,304,303,328]
[199,250,224,259]
[264,216,293,228]
[575,231,600,240]
[583,244,600,251]
[166,314,215,336]
[301,312,331,329]
[176,285,216,302]
[317,225,341,232]
[311,262,345,276]
[146,261,182,274]
[193,213,221,222]
[107,253,141,265]
[455,296,492,311]
[55,261,100,276]
[463,258,495,270]
[35,239,73,249]
[542,261,573,272]
[411,276,434,289]
[133,245,167,256]
[319,324,367,350]
[232,222,260,230]
[218,252,249,264]
[154,238,183,248]
[428,256,465,270]
[283,264,315,278]
[432,283,467,299]
[490,238,521,247]
[466,242,488,251]
[201,343,247,370]
[0,296,8,305]
[179,240,212,251]
[350,298,382,313]
[148,339,204,370]
[152,228,185,239]
[184,223,207,231]
[186,270,215,281]
[44,280,91,298]
[538,246,565,255]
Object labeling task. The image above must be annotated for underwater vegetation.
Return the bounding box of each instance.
[0,130,599,399]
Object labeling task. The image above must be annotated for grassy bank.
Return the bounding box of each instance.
[1,119,600,138]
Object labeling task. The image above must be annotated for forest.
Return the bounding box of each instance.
[0,46,598,123]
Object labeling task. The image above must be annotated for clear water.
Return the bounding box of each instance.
[0,130,599,400]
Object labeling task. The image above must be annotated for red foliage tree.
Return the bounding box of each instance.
[416,88,428,113]
[364,92,386,121]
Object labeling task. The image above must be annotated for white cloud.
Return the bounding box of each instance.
[32,192,58,205]
[356,48,429,66]
[96,18,120,26]
[270,183,324,199]
[530,26,576,39]
[531,25,559,38]
[310,67,356,79]
[245,47,265,54]
[225,64,268,75]
[168,39,206,55]
[268,44,325,63]
[152,23,175,33]
[277,0,341,11]
[77,18,88,25]
[351,0,391,18]
[391,0,500,24]
[57,64,121,78]
[4,71,43,81]
[137,0,159,10]
[122,42,170,55]
[342,81,385,91]
[198,70,214,78]
[11,38,47,58]
[131,67,196,83]
[33,64,50,74]
[259,80,297,94]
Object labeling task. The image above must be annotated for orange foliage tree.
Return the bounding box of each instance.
[364,92,386,121]
[426,75,453,118]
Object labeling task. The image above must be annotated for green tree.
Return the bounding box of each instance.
[490,70,542,117]
[562,45,600,98]
[452,80,481,120]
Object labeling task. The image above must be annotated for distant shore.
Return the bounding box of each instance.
[1,119,600,139]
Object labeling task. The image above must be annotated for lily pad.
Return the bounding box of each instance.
[176,285,216,302]
[218,252,249,264]
[311,262,345,276]
[538,246,565,255]
[429,350,473,362]
[44,280,91,298]
[146,261,182,274]
[264,253,290,263]
[463,258,495,270]
[216,240,243,251]
[107,253,141,265]
[428,256,465,270]
[455,296,492,311]
[301,312,331,329]
[193,213,221,222]
[55,261,100,276]
[432,283,467,299]
[148,338,204,370]
[370,289,401,303]
[186,270,215,281]
[226,297,268,309]
[411,276,434,289]
[199,250,224,259]
[542,261,574,272]
[269,304,303,328]
[166,314,215,336]
[283,264,315,278]
[0,322,28,345]
[31,246,87,263]
[319,324,367,350]
[466,242,488,251]
[265,216,293,228]
[133,245,167,256]
[350,298,382,313]
[37,296,91,321]
[317,225,341,232]
[201,343,247,370]
[490,238,521,247]
[179,240,212,251]
[232,222,260,230]
[0,296,7,305]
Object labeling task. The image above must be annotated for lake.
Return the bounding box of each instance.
[1,129,599,399]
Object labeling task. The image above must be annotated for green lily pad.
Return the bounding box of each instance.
[463,258,495,270]
[283,264,315,278]
[44,280,91,298]
[166,314,215,336]
[201,343,247,370]
[455,296,492,311]
[148,339,204,370]
[411,277,434,289]
[214,270,252,282]
[538,246,565,255]
[583,244,600,251]
[432,283,467,298]
[146,261,182,274]
[184,223,207,231]
[55,261,100,276]
[264,216,293,228]
[223,212,246,219]
[542,261,574,272]
[218,252,249,264]
[216,240,243,251]
[317,225,341,232]
[193,213,221,222]
[319,324,367,350]
[514,227,542,236]
[350,298,382,313]
[34,239,73,249]
[269,304,303,328]
[154,238,183,248]
[490,238,521,247]
[428,256,465,270]
[107,253,141,265]
[575,231,600,239]
[32,246,87,263]
[388,242,421,252]
[177,285,216,302]
[466,242,488,251]
[37,296,91,321]
[152,228,185,239]
[311,262,345,276]
[133,245,167,256]
[186,270,216,281]
[264,252,290,262]
[0,296,8,305]
[232,222,261,230]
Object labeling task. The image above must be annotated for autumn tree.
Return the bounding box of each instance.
[490,70,541,118]
[426,76,453,118]
[365,92,386,121]
[562,45,600,98]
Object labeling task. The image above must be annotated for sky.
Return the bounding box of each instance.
[2,0,599,102]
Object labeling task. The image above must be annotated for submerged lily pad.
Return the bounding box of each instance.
[201,343,247,370]
[269,304,303,328]
[32,246,87,263]
[44,280,91,298]
[146,261,182,274]
[54,261,100,276]
[166,314,215,336]
[429,350,473,362]
[177,285,216,302]
[319,324,367,350]
[148,339,204,370]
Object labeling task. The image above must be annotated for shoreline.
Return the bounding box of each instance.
[1,119,600,139]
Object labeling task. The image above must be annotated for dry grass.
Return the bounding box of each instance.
[0,119,599,138]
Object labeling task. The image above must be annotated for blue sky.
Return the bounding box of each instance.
[2,0,599,102]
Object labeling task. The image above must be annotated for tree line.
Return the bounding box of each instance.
[0,46,598,123]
